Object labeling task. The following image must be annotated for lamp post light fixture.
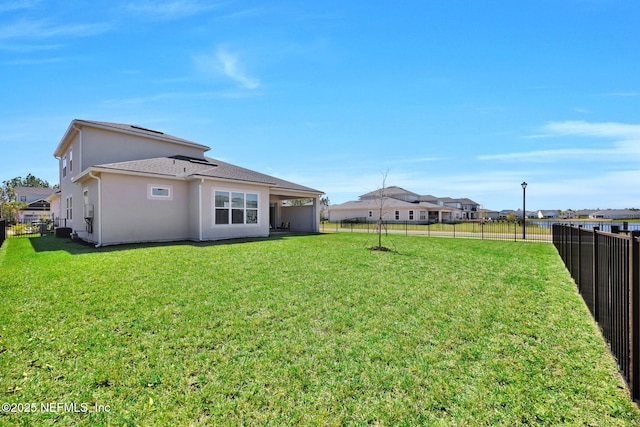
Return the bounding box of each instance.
[521,181,528,240]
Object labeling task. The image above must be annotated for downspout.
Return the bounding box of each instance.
[198,179,203,241]
[88,172,102,247]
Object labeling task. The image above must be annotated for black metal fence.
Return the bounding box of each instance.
[553,224,640,402]
[322,220,553,242]
[1,218,66,242]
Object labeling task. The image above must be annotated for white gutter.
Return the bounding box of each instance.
[199,178,204,241]
[88,172,102,247]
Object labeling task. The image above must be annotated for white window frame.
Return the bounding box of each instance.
[213,189,259,226]
[66,196,72,220]
[62,155,67,178]
[395,210,400,221]
[409,210,414,220]
[148,184,173,200]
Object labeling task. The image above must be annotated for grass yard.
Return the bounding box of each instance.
[1,233,639,425]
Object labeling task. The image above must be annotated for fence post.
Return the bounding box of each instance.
[593,227,599,322]
[578,226,582,289]
[630,231,640,401]
[0,218,5,247]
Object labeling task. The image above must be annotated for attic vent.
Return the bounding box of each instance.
[131,125,164,135]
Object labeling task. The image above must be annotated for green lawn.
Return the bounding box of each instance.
[1,234,639,426]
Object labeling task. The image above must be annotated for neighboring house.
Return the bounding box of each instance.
[484,210,501,220]
[52,119,323,246]
[537,210,560,219]
[419,194,481,220]
[328,186,475,223]
[589,209,640,220]
[499,209,533,219]
[575,209,598,218]
[14,186,56,222]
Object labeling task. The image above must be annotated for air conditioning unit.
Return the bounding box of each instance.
[84,204,94,219]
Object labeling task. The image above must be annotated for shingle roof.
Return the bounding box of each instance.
[359,186,419,199]
[95,156,322,194]
[14,187,56,198]
[330,197,449,210]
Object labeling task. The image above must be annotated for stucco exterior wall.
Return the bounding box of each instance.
[99,173,190,245]
[328,208,396,222]
[200,181,270,241]
[81,127,206,168]
[74,179,99,243]
[280,205,316,231]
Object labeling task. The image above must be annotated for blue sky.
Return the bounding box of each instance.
[1,0,639,211]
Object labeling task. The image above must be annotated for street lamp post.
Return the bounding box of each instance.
[521,181,527,240]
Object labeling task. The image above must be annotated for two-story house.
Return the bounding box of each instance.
[14,186,56,223]
[53,119,323,246]
[327,186,467,223]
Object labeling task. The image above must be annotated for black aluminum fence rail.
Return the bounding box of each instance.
[322,220,553,242]
[552,224,640,402]
[0,218,5,247]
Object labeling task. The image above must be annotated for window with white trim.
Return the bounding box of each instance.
[148,184,172,200]
[420,210,426,220]
[62,156,67,178]
[66,196,72,220]
[69,149,73,172]
[214,190,258,225]
[395,210,400,220]
[409,210,414,220]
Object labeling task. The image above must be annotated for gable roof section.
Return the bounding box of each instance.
[15,186,56,198]
[54,119,210,157]
[331,197,451,211]
[79,155,322,194]
[359,186,419,200]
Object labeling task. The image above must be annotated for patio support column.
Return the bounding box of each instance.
[438,210,442,223]
[313,197,320,232]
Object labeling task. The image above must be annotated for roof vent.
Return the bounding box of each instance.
[131,125,164,135]
[169,155,217,166]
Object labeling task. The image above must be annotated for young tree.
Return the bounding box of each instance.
[371,170,390,251]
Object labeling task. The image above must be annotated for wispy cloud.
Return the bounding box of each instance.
[386,156,441,165]
[0,43,63,52]
[4,57,68,66]
[605,91,639,97]
[124,0,221,19]
[103,89,257,106]
[541,120,640,139]
[480,120,640,162]
[194,46,260,90]
[0,19,111,41]
[0,0,40,13]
